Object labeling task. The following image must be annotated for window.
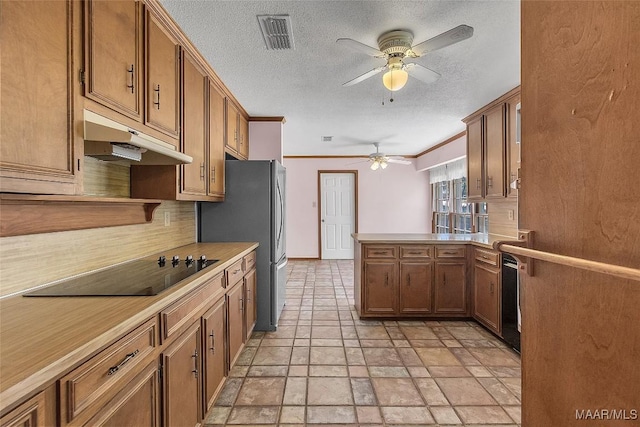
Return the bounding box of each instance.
[429,159,487,234]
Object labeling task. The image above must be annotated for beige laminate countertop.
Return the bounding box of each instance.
[0,241,258,413]
[352,233,513,249]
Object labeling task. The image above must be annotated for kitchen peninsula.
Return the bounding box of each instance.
[353,233,508,338]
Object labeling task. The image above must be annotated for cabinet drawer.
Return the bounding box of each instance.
[435,246,466,258]
[475,248,500,266]
[400,246,431,258]
[226,258,244,288]
[243,251,256,272]
[364,246,397,259]
[161,272,224,340]
[59,317,157,425]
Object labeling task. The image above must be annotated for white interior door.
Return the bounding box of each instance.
[320,173,355,259]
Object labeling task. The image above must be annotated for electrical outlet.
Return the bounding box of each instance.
[312,201,317,208]
[508,210,514,221]
[164,211,171,226]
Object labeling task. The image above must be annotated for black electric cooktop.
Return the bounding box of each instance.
[24,255,219,297]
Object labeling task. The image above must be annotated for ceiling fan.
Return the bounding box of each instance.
[337,25,474,91]
[360,143,412,170]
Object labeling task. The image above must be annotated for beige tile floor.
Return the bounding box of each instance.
[204,260,521,426]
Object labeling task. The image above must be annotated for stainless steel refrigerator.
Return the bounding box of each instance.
[198,160,286,331]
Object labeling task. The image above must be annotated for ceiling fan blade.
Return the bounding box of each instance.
[342,66,386,87]
[407,24,474,57]
[405,63,441,84]
[387,158,412,165]
[336,38,385,57]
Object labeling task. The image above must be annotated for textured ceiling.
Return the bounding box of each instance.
[159,0,520,156]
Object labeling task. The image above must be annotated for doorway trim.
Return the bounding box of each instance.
[317,170,359,259]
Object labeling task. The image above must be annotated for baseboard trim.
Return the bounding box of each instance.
[287,257,320,261]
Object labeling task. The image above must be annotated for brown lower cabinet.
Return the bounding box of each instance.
[358,244,468,318]
[226,280,245,368]
[162,321,201,426]
[0,391,45,427]
[473,259,502,335]
[244,268,257,340]
[202,297,226,413]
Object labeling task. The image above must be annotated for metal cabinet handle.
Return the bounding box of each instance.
[246,289,251,302]
[234,129,238,143]
[443,273,447,286]
[406,274,411,286]
[487,176,493,188]
[211,166,216,183]
[192,349,198,378]
[200,163,205,180]
[108,349,139,375]
[209,331,215,352]
[372,251,387,255]
[126,65,135,93]
[490,282,494,294]
[385,273,389,286]
[476,178,481,189]
[407,251,422,255]
[239,296,244,311]
[153,84,160,109]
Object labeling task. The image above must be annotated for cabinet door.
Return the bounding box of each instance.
[202,297,226,413]
[87,361,160,427]
[399,262,433,315]
[506,93,520,197]
[244,268,257,340]
[1,0,80,195]
[145,9,180,140]
[484,103,507,198]
[434,262,467,314]
[85,0,142,120]
[162,322,201,427]
[0,391,45,427]
[473,264,501,334]
[363,261,397,315]
[238,115,249,159]
[466,116,484,200]
[208,83,226,196]
[227,282,245,368]
[181,52,207,196]
[226,101,239,152]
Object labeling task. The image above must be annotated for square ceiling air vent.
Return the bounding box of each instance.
[322,136,333,142]
[257,15,294,50]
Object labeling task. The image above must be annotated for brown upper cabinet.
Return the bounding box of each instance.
[181,51,208,197]
[0,0,82,195]
[208,83,226,197]
[225,100,249,160]
[463,87,520,201]
[84,0,143,121]
[505,93,520,198]
[145,7,181,140]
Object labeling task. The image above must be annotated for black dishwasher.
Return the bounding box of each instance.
[501,254,520,352]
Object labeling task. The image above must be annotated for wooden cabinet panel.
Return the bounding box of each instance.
[466,116,484,200]
[506,93,520,197]
[208,83,226,196]
[484,104,506,198]
[435,246,466,259]
[202,297,226,413]
[181,52,207,197]
[145,9,180,139]
[399,262,433,315]
[434,262,467,314]
[0,0,80,195]
[363,261,397,315]
[86,361,160,427]
[238,115,249,159]
[85,0,142,120]
[226,258,244,289]
[162,322,201,427]
[0,391,45,427]
[226,282,245,368]
[244,268,257,340]
[400,246,431,259]
[473,263,501,334]
[226,100,239,153]
[364,246,397,259]
[59,318,157,425]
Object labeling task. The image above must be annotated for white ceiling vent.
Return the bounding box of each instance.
[257,15,294,50]
[321,136,333,142]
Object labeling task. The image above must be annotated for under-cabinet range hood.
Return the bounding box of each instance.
[83,110,192,165]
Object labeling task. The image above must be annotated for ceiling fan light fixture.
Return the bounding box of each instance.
[380,160,388,169]
[382,68,408,91]
[370,160,380,170]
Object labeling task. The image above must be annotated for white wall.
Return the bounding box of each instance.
[416,134,467,171]
[249,121,283,162]
[283,157,430,258]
